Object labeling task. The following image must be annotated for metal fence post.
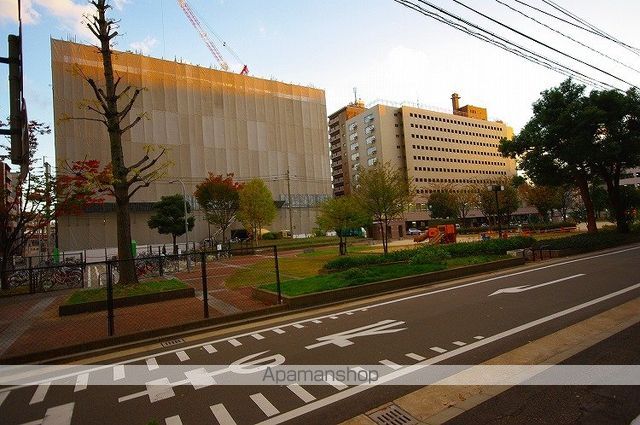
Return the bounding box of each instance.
[274,246,282,304]
[158,254,164,277]
[28,256,35,294]
[201,251,209,318]
[106,261,115,336]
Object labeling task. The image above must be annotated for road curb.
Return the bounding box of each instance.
[343,297,640,425]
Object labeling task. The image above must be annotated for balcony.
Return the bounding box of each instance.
[330,134,341,143]
[329,125,340,136]
[331,144,342,152]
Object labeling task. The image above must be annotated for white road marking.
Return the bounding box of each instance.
[176,351,189,362]
[306,320,406,350]
[329,316,339,320]
[474,336,485,340]
[345,312,354,315]
[41,402,74,425]
[253,282,640,425]
[146,358,159,371]
[405,353,426,361]
[312,320,322,324]
[489,274,585,296]
[7,246,640,392]
[325,377,348,390]
[229,339,242,347]
[630,413,640,425]
[165,415,183,425]
[273,328,285,334]
[146,378,175,403]
[185,368,216,389]
[252,333,265,340]
[204,344,217,354]
[287,384,315,403]
[0,391,9,408]
[210,403,237,425]
[250,393,280,417]
[430,347,447,354]
[361,308,368,311]
[29,382,50,405]
[379,359,402,370]
[74,373,88,392]
[453,341,467,347]
[113,365,125,381]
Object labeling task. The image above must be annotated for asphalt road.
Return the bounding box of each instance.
[1,244,640,425]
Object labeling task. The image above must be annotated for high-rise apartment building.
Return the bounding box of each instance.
[328,101,366,196]
[52,39,331,250]
[331,94,516,227]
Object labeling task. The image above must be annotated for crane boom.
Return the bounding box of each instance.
[177,0,249,75]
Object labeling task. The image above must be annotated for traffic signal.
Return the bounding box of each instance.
[7,34,27,165]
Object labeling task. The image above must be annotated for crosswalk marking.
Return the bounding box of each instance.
[165,415,183,425]
[250,393,279,417]
[204,344,217,354]
[229,339,242,347]
[287,384,315,403]
[325,377,347,390]
[453,341,467,347]
[405,352,426,361]
[252,333,265,340]
[176,351,190,362]
[146,358,159,371]
[185,368,216,389]
[113,365,125,381]
[74,373,88,392]
[29,382,51,405]
[474,335,485,340]
[273,328,285,334]
[210,403,237,425]
[146,378,175,403]
[292,324,304,329]
[40,402,74,425]
[379,359,402,370]
[430,346,447,354]
[312,320,322,324]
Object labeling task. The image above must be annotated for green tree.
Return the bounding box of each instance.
[237,179,277,245]
[353,162,413,254]
[65,0,169,283]
[519,184,560,222]
[478,181,520,225]
[500,79,599,232]
[586,88,640,232]
[454,185,479,227]
[316,196,369,255]
[147,194,195,254]
[427,191,459,219]
[194,173,243,244]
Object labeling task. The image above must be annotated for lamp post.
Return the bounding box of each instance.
[487,185,504,239]
[170,179,190,271]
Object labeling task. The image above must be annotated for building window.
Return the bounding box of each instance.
[367,157,378,166]
[365,124,375,134]
[366,135,376,145]
[348,122,357,132]
[367,146,377,156]
[349,132,358,142]
[364,113,374,123]
[350,142,359,151]
[351,153,360,161]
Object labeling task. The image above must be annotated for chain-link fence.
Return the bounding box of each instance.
[0,246,282,360]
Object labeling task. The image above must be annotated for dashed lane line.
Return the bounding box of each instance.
[292,324,305,329]
[203,344,217,354]
[406,353,426,361]
[325,378,348,391]
[113,365,125,381]
[453,341,467,347]
[74,373,88,392]
[474,335,485,340]
[287,384,316,403]
[379,359,402,370]
[252,333,265,340]
[164,415,183,425]
[146,358,159,371]
[29,382,50,405]
[0,390,9,408]
[273,328,285,334]
[176,351,189,362]
[210,403,237,425]
[430,347,448,354]
[228,339,242,347]
[250,393,280,417]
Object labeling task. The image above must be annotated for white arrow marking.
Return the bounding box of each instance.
[41,402,74,425]
[305,320,406,350]
[489,274,585,296]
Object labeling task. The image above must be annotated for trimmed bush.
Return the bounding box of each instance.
[262,232,277,240]
[533,230,640,252]
[409,247,451,265]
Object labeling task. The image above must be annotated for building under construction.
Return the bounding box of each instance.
[51,39,331,251]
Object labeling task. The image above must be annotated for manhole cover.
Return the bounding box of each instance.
[368,404,420,425]
[160,338,185,347]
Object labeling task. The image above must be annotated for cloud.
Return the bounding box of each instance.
[130,36,157,55]
[0,0,40,25]
[113,0,129,10]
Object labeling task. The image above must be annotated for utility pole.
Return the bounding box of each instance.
[286,169,293,238]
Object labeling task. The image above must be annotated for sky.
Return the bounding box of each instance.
[1,0,640,172]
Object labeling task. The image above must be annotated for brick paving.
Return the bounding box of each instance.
[0,253,280,361]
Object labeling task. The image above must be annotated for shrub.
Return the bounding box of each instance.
[262,232,276,240]
[409,247,451,265]
[533,230,640,252]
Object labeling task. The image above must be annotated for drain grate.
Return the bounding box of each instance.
[160,338,185,347]
[368,404,420,425]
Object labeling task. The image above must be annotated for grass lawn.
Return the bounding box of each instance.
[65,278,187,305]
[259,254,508,297]
[234,236,370,252]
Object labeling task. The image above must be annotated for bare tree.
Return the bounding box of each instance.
[66,0,168,284]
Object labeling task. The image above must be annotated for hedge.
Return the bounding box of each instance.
[533,230,640,252]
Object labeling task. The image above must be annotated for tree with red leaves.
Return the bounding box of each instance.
[194,173,243,244]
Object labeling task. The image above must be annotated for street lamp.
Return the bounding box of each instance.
[487,185,504,239]
[170,179,190,271]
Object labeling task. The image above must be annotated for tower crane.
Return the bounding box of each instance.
[177,0,249,75]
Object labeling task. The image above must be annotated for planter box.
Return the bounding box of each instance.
[59,287,195,316]
[253,257,525,308]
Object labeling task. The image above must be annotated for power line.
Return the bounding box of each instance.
[494,0,640,76]
[393,0,617,90]
[450,0,638,88]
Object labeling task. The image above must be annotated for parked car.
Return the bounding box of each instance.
[407,227,421,235]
